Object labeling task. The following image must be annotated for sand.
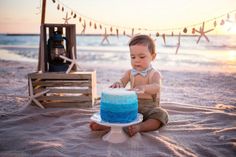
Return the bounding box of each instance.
[0,59,236,157]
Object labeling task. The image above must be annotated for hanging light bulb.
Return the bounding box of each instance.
[73,14,77,18]
[57,4,60,10]
[79,17,82,22]
[71,11,73,16]
[52,0,56,3]
[62,6,64,12]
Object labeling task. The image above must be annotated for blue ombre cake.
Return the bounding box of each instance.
[100,88,138,123]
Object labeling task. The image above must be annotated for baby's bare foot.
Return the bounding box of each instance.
[128,124,140,137]
[89,121,110,131]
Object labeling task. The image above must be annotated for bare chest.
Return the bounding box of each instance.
[132,75,149,87]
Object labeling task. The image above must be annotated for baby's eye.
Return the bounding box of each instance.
[140,56,145,59]
[131,56,135,59]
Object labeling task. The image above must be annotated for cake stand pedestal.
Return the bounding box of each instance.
[91,112,143,144]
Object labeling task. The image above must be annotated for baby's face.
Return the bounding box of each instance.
[129,44,155,71]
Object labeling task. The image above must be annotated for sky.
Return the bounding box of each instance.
[0,0,236,35]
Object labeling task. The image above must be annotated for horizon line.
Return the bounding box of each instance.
[1,33,235,37]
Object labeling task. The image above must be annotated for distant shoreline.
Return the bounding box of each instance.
[2,33,233,37]
[0,33,105,37]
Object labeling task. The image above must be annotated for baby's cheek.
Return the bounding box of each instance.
[143,61,150,66]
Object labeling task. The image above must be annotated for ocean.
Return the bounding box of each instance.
[0,34,236,73]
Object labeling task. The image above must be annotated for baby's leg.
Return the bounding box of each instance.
[89,121,110,131]
[127,119,161,137]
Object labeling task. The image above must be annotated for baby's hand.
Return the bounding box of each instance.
[109,82,123,88]
[129,87,145,94]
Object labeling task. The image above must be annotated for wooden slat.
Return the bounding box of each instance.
[37,95,91,101]
[32,81,91,87]
[91,71,97,105]
[33,80,90,83]
[41,101,92,108]
[39,25,46,72]
[29,72,94,80]
[43,26,48,72]
[49,27,54,38]
[34,88,91,94]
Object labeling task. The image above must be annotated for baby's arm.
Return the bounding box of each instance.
[110,70,130,88]
[135,71,161,94]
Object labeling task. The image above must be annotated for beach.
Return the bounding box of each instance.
[0,34,236,156]
[0,58,236,156]
[0,58,235,114]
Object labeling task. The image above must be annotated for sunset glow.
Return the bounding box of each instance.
[228,51,236,62]
[0,0,236,34]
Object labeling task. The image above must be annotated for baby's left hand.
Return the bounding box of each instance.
[129,87,145,94]
[109,81,123,88]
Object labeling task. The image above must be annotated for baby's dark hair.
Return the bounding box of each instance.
[129,35,156,54]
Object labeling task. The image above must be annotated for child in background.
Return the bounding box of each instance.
[90,35,168,136]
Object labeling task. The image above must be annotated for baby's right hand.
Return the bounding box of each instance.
[109,82,123,88]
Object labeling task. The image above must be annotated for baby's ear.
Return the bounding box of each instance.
[152,53,156,60]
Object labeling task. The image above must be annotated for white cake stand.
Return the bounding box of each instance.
[90,112,143,144]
